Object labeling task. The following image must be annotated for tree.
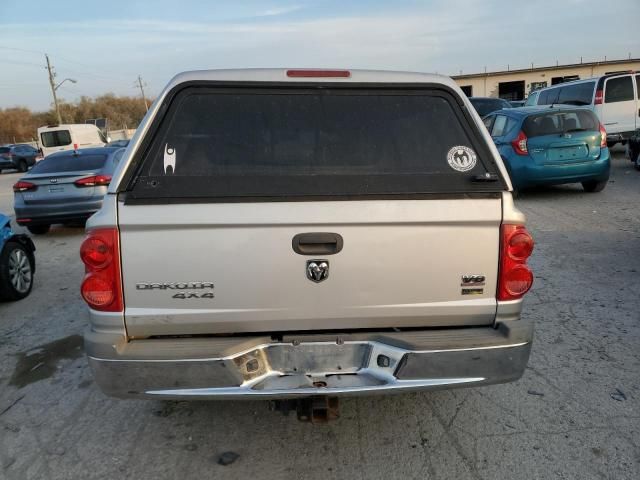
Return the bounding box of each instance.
[0,93,150,144]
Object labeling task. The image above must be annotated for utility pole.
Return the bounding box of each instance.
[137,75,149,111]
[46,54,62,124]
[45,54,77,124]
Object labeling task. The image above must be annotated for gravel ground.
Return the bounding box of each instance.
[0,151,638,480]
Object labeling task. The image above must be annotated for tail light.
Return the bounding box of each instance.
[1,152,13,159]
[286,69,351,78]
[511,130,528,155]
[498,224,534,301]
[74,175,111,187]
[599,123,607,148]
[594,89,603,105]
[80,228,123,312]
[13,181,37,192]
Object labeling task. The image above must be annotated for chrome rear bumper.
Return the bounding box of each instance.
[86,321,532,399]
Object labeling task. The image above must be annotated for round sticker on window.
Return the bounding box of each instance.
[447,146,477,172]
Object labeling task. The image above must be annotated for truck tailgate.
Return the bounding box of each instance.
[119,197,501,336]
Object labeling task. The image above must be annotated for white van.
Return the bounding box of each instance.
[527,73,639,146]
[37,124,107,158]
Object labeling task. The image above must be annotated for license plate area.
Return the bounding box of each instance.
[233,343,371,381]
[548,146,588,161]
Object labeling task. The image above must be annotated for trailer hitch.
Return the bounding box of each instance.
[273,397,339,423]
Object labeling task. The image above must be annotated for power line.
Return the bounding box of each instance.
[0,45,44,55]
[0,44,134,84]
[0,58,45,69]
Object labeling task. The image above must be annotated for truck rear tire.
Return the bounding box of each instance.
[18,160,27,172]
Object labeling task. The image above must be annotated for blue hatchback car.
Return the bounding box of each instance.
[482,107,610,192]
[0,213,35,301]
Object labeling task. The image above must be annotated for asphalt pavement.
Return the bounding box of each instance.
[0,151,638,480]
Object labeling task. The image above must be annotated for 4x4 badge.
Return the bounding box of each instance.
[306,260,329,283]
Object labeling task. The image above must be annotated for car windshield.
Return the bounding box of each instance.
[29,153,108,173]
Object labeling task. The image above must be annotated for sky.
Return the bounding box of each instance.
[0,0,638,111]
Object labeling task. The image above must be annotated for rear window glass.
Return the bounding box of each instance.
[127,87,505,201]
[523,110,599,138]
[537,88,560,105]
[557,82,595,105]
[30,154,107,174]
[41,130,72,148]
[605,76,634,103]
[0,147,10,153]
[490,115,518,137]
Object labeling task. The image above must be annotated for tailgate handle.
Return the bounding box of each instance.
[292,233,343,255]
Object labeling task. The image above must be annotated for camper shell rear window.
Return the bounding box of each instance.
[124,83,507,202]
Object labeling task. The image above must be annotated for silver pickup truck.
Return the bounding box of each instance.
[80,69,534,411]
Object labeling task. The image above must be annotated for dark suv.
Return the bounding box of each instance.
[469,97,513,117]
[0,144,39,173]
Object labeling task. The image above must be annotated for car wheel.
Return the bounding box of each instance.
[0,241,34,301]
[582,179,608,192]
[18,159,28,172]
[27,224,50,235]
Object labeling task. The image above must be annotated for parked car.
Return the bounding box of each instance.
[628,129,640,170]
[0,144,39,173]
[509,100,526,107]
[106,139,129,148]
[483,106,610,192]
[13,147,125,234]
[81,69,535,417]
[0,213,35,301]
[525,73,640,146]
[469,97,513,116]
[37,124,107,158]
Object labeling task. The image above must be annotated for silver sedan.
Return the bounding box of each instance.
[12,147,124,235]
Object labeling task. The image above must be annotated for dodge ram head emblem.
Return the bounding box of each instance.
[306,260,329,283]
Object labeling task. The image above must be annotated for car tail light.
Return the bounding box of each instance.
[599,123,607,148]
[74,175,111,187]
[1,152,13,159]
[498,224,534,301]
[511,130,528,155]
[80,228,122,312]
[286,69,351,78]
[13,181,37,192]
[594,89,603,105]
